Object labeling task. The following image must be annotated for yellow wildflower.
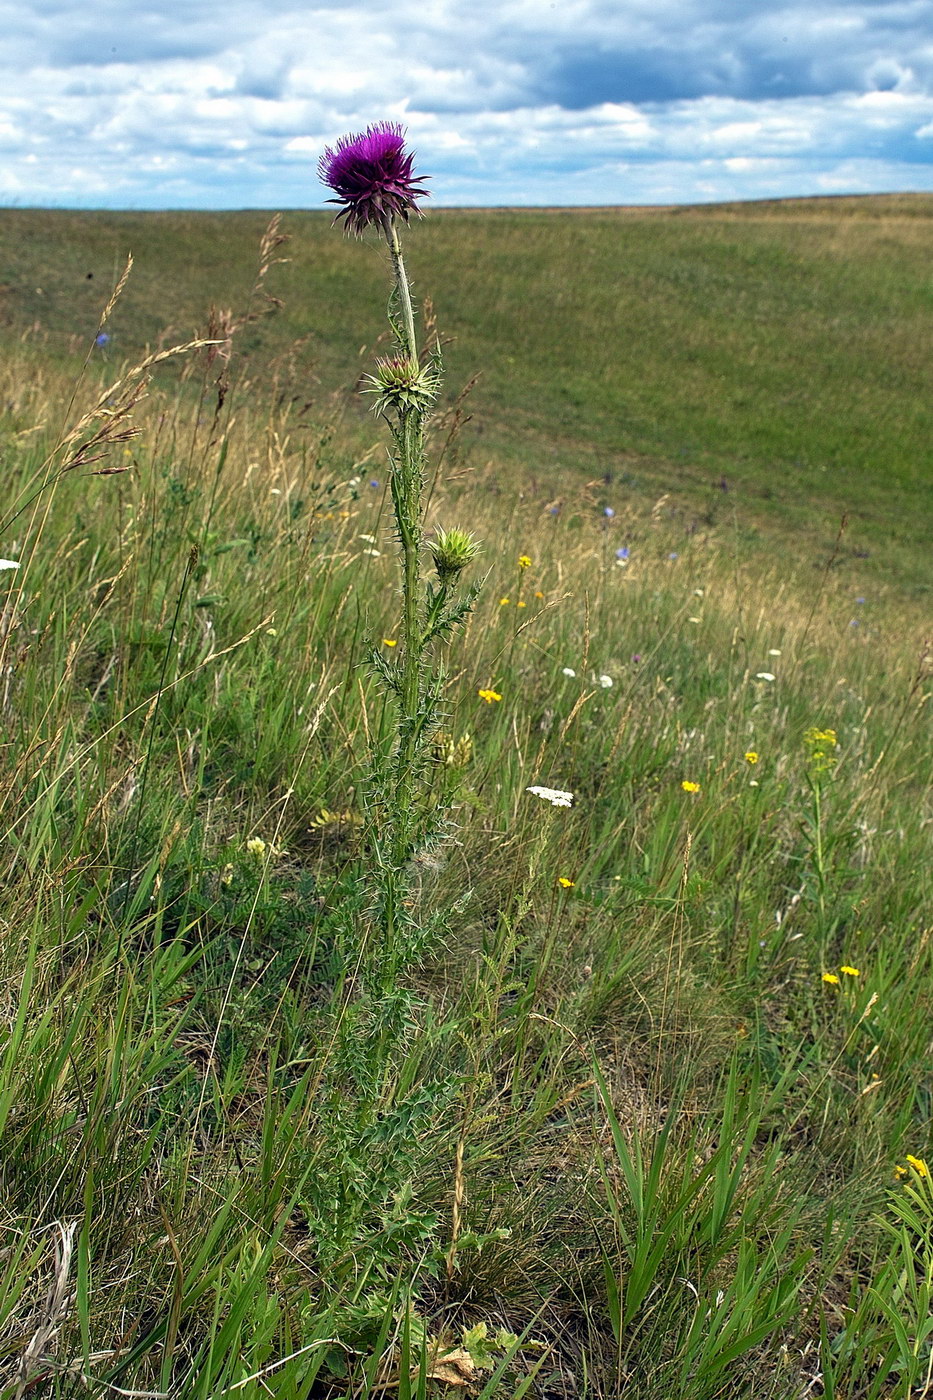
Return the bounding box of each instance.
[478,688,502,704]
[517,600,527,608]
[681,780,701,793]
[557,876,575,888]
[518,555,532,569]
[744,751,759,764]
[382,638,397,647]
[246,837,266,859]
[499,597,510,606]
[840,965,860,977]
[534,590,544,598]
[895,1164,908,1179]
[822,972,840,985]
[804,727,839,774]
[906,1155,929,1177]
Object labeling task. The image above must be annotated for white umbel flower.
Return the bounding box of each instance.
[0,559,20,571]
[526,785,574,808]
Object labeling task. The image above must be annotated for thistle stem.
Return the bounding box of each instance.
[381,216,425,880]
[382,215,419,366]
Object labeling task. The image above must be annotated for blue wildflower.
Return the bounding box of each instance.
[95,332,110,347]
[616,546,629,560]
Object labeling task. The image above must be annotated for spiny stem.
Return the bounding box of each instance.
[380,215,426,898]
[382,215,419,366]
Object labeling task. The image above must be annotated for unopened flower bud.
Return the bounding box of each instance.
[430,527,481,584]
[362,356,439,415]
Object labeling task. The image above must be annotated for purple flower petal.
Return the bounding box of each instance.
[318,122,428,236]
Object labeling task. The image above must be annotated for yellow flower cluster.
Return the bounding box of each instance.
[804,726,839,774]
[822,965,861,986]
[895,1155,930,1180]
[478,688,502,704]
[518,555,532,569]
[681,780,701,793]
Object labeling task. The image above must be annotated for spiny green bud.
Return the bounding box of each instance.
[430,730,474,768]
[430,527,481,584]
[362,355,439,415]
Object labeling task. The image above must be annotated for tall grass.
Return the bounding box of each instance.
[0,206,930,1398]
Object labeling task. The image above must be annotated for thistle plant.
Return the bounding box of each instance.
[319,123,481,991]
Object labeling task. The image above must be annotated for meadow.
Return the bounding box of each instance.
[0,194,930,1399]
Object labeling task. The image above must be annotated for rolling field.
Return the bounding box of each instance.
[2,194,932,594]
[0,197,930,1399]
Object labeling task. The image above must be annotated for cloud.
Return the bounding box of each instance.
[0,0,931,207]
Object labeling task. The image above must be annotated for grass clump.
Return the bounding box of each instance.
[0,184,930,1399]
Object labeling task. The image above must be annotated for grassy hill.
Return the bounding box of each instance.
[1,195,931,596]
[0,197,930,1399]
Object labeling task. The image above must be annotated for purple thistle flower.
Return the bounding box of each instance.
[318,122,428,237]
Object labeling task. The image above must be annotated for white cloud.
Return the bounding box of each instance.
[0,0,930,206]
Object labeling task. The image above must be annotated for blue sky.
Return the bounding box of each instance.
[1,0,931,207]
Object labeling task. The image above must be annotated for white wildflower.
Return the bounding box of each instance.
[0,559,20,571]
[598,674,613,688]
[562,667,576,678]
[768,648,782,656]
[755,672,776,682]
[526,785,574,808]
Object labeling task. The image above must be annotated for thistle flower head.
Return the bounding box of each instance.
[430,527,481,584]
[318,122,428,236]
[362,355,439,416]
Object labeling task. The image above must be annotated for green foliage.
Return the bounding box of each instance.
[0,200,930,1398]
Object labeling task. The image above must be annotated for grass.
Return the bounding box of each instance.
[2,194,932,596]
[0,195,930,1398]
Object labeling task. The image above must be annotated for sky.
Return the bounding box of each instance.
[1,0,932,208]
